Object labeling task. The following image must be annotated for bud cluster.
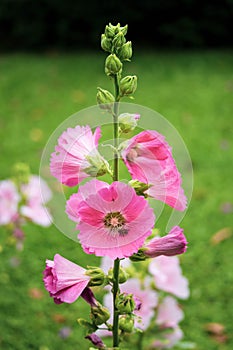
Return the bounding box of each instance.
[97,22,138,107]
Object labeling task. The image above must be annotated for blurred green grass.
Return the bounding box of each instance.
[0,50,233,350]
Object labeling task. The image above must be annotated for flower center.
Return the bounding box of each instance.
[103,212,128,236]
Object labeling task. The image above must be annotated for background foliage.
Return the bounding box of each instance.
[0,49,232,349]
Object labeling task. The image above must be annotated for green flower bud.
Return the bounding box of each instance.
[128,179,152,196]
[118,113,140,133]
[85,152,112,178]
[86,266,105,286]
[129,248,147,262]
[77,318,97,333]
[105,23,117,38]
[91,305,110,325]
[116,293,135,314]
[119,24,128,36]
[118,267,129,284]
[105,54,123,76]
[101,34,112,52]
[119,75,137,96]
[117,41,132,61]
[107,266,128,284]
[112,32,126,49]
[96,87,115,111]
[119,315,134,333]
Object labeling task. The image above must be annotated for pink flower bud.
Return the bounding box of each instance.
[145,226,188,258]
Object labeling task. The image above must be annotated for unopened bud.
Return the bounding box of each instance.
[86,266,105,287]
[119,113,140,133]
[101,34,112,52]
[118,41,132,61]
[116,293,135,314]
[120,24,128,36]
[119,315,134,333]
[91,305,110,325]
[128,179,151,196]
[105,23,117,38]
[112,32,126,49]
[96,87,115,111]
[85,152,112,178]
[119,75,137,96]
[105,54,122,76]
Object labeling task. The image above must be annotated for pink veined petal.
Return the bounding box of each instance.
[54,254,89,291]
[53,281,90,303]
[67,180,155,259]
[50,125,104,186]
[121,130,187,211]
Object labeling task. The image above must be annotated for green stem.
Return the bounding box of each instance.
[112,73,120,348]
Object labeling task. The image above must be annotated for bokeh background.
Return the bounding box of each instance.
[0,1,233,349]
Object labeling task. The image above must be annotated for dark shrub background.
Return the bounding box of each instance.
[0,0,233,51]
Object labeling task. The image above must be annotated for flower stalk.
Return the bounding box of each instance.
[112,72,120,347]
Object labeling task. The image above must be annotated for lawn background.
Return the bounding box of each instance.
[0,49,233,349]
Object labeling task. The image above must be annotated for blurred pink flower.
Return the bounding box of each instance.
[156,296,184,327]
[145,226,188,258]
[0,180,20,225]
[20,175,52,227]
[121,130,187,211]
[43,254,91,304]
[149,256,189,299]
[66,179,155,259]
[152,327,183,349]
[50,125,108,186]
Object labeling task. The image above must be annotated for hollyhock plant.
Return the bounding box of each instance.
[43,253,93,304]
[121,130,187,211]
[66,179,155,259]
[42,22,192,349]
[50,125,110,187]
[144,226,188,258]
[149,255,190,299]
[0,180,20,225]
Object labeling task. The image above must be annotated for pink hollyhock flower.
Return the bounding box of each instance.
[66,179,155,259]
[43,254,92,304]
[152,327,183,349]
[121,130,187,211]
[156,296,184,327]
[145,226,188,258]
[0,180,20,225]
[149,256,189,299]
[20,175,52,227]
[50,125,109,187]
